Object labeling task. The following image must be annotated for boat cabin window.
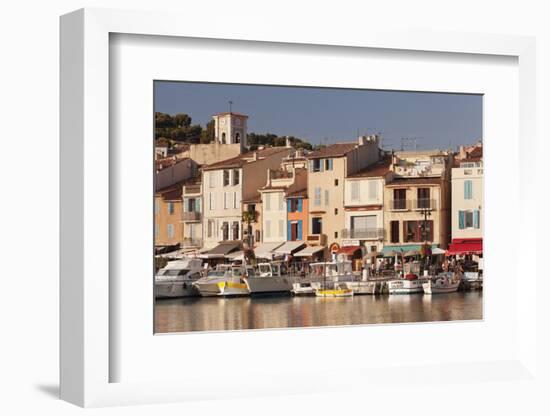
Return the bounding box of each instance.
[258,264,271,274]
[160,269,189,276]
[271,264,280,275]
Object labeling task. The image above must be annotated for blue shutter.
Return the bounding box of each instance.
[319,159,324,172]
[328,158,333,170]
[309,160,314,172]
[287,200,292,213]
[474,210,480,229]
[464,180,472,199]
[195,198,200,212]
[297,220,303,240]
[297,198,303,212]
[287,222,292,241]
[458,211,465,229]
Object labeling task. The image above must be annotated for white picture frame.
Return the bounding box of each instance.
[60,8,538,408]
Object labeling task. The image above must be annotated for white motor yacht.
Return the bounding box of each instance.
[423,272,461,294]
[245,261,293,294]
[155,258,203,298]
[193,264,253,297]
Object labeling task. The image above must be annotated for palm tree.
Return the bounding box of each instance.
[242,210,258,247]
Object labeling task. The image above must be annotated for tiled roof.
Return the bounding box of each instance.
[386,177,442,187]
[307,142,357,159]
[202,147,289,170]
[155,156,189,171]
[348,157,392,178]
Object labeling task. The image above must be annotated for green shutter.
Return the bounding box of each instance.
[474,210,480,229]
[458,211,465,229]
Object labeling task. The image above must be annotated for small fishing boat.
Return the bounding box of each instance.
[423,273,460,294]
[292,281,321,295]
[343,281,381,295]
[245,261,293,294]
[315,284,354,298]
[388,273,425,294]
[310,261,354,297]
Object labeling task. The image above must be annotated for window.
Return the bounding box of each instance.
[312,217,322,234]
[325,159,333,171]
[232,169,240,186]
[390,220,400,243]
[208,172,216,188]
[464,180,473,199]
[232,221,239,240]
[334,179,339,186]
[334,231,338,239]
[209,193,214,210]
[324,190,329,206]
[265,220,271,238]
[351,182,360,201]
[393,189,407,210]
[310,159,322,172]
[404,220,433,242]
[314,187,321,206]
[334,208,338,215]
[368,181,378,200]
[167,224,175,239]
[235,132,240,143]
[278,220,284,237]
[223,170,230,186]
[265,193,271,211]
[221,132,226,144]
[417,188,431,209]
[207,220,213,238]
[255,230,261,244]
[459,210,480,229]
[222,222,229,240]
[167,202,175,215]
[233,192,238,209]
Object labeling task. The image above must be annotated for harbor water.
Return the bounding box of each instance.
[155,291,483,333]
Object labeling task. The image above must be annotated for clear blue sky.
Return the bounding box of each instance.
[154,81,482,151]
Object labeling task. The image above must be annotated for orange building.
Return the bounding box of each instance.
[286,189,308,242]
[154,182,183,248]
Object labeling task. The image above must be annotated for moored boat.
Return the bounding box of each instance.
[245,261,293,294]
[388,274,425,294]
[315,284,354,298]
[155,258,203,298]
[193,265,253,297]
[423,273,460,294]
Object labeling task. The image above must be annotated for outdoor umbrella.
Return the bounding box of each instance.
[431,247,446,255]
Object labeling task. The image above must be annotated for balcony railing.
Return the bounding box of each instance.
[390,199,411,211]
[183,184,201,195]
[307,234,327,246]
[182,237,202,248]
[182,211,201,221]
[412,198,437,210]
[341,228,385,240]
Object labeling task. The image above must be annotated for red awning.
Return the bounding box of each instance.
[446,238,483,255]
[337,246,362,256]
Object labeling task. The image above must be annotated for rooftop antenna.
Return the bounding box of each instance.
[228,100,233,114]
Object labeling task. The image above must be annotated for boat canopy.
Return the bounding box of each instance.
[294,245,325,257]
[272,241,306,255]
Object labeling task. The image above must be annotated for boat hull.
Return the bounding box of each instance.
[423,280,460,294]
[388,279,424,294]
[155,280,199,298]
[246,276,293,294]
[292,281,321,295]
[344,281,381,295]
[315,289,354,298]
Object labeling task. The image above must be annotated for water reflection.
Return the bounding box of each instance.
[155,292,483,333]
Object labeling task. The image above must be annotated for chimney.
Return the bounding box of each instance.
[285,136,291,148]
[358,135,367,146]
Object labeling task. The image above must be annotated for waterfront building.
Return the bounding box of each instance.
[181,175,203,253]
[382,150,453,255]
[258,166,308,258]
[306,135,381,259]
[201,146,293,251]
[343,157,393,267]
[449,143,483,255]
[154,182,184,248]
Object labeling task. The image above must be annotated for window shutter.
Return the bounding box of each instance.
[458,210,465,229]
[319,159,324,172]
[287,200,292,213]
[297,198,302,212]
[287,222,292,241]
[309,160,314,172]
[328,159,333,170]
[195,198,200,212]
[297,220,303,240]
[474,210,480,229]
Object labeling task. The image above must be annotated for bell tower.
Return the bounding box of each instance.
[212,109,248,153]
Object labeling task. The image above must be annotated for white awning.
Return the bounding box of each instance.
[226,251,245,261]
[254,242,284,259]
[293,245,325,257]
[272,241,306,255]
